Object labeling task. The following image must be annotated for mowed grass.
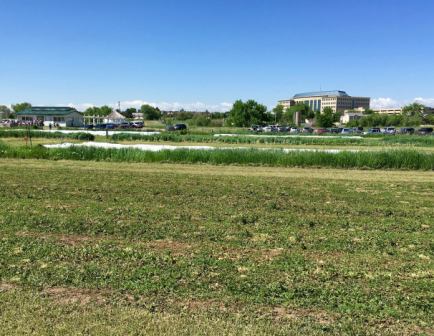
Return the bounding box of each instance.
[0,159,433,335]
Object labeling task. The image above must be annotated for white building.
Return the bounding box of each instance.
[104,110,126,124]
[279,90,370,113]
[16,107,83,127]
[340,112,364,124]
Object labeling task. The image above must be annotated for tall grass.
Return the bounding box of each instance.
[112,133,365,145]
[0,141,432,170]
[112,132,434,147]
[0,129,95,141]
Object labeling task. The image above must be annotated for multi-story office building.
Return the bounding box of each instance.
[279,90,370,113]
[373,108,402,115]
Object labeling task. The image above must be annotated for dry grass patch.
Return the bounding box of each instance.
[16,231,96,246]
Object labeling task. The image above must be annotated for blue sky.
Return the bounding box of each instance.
[1,0,433,111]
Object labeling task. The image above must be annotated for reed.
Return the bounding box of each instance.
[1,141,432,170]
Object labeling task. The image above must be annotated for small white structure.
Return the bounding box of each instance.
[104,110,126,124]
[16,107,84,127]
[340,112,364,124]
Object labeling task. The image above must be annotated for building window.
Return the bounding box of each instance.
[53,116,65,122]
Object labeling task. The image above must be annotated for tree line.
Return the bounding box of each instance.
[225,101,434,128]
[2,101,433,128]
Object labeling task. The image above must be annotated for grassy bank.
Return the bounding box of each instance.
[0,129,95,140]
[0,141,433,170]
[112,132,434,147]
[3,129,434,147]
[0,159,432,335]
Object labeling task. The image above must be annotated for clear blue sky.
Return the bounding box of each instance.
[1,0,433,111]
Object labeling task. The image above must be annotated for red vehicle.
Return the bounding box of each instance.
[313,128,329,135]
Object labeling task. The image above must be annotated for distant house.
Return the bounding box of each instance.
[16,107,84,127]
[104,110,126,124]
[340,112,364,124]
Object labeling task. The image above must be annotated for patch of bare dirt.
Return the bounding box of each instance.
[41,287,107,305]
[259,248,285,261]
[16,231,96,246]
[146,240,192,255]
[0,283,18,291]
[271,307,335,325]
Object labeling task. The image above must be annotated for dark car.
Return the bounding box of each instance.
[119,122,131,129]
[105,123,118,129]
[417,127,433,135]
[83,124,94,129]
[174,124,187,131]
[302,127,314,133]
[94,123,107,129]
[399,127,415,135]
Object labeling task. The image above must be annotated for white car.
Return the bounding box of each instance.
[383,127,396,135]
[341,128,354,134]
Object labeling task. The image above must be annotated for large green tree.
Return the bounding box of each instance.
[12,102,31,113]
[272,104,284,123]
[286,103,315,121]
[226,100,268,127]
[84,105,113,116]
[122,108,137,119]
[0,105,11,118]
[315,107,336,128]
[141,104,161,120]
[402,103,425,117]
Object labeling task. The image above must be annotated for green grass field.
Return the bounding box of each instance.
[0,159,433,335]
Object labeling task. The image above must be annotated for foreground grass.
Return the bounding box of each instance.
[0,159,433,335]
[1,141,434,170]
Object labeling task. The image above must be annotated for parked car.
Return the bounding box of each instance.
[314,128,328,135]
[83,124,94,129]
[131,121,144,128]
[105,123,118,129]
[278,126,289,132]
[417,127,433,135]
[341,128,354,135]
[174,123,187,131]
[289,127,299,134]
[119,122,131,129]
[328,128,341,134]
[382,127,396,135]
[365,128,382,135]
[94,123,107,129]
[167,123,187,131]
[352,127,364,134]
[302,127,313,133]
[399,127,415,135]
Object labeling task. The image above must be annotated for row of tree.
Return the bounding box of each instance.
[225,100,336,127]
[225,100,434,128]
[2,101,433,128]
[0,102,32,118]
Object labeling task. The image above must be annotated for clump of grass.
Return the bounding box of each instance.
[0,141,432,170]
[0,129,95,141]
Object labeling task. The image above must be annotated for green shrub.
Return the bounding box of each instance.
[0,130,95,141]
